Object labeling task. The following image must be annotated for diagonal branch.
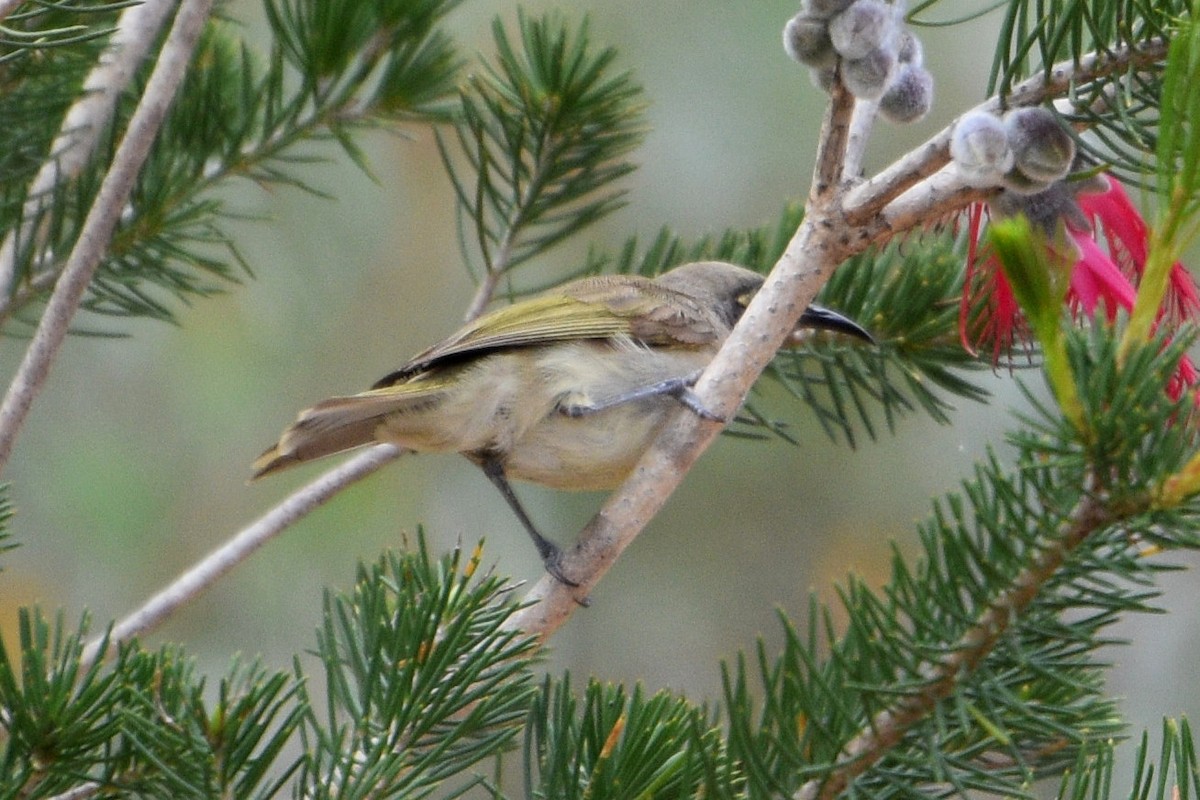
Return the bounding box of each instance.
[507,82,864,634]
[504,37,1171,638]
[80,444,400,666]
[0,0,214,476]
[792,489,1114,800]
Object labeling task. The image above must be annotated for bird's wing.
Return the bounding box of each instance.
[372,294,633,387]
[373,275,722,388]
[562,275,725,346]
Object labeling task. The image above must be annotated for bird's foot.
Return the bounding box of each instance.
[556,371,725,423]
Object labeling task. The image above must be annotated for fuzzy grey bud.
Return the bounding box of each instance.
[829,0,897,60]
[1004,107,1075,184]
[878,64,933,123]
[950,110,1013,184]
[783,12,836,67]
[802,0,857,19]
[841,44,898,100]
[896,29,923,66]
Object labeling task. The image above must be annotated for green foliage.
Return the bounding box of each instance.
[0,0,464,326]
[438,11,645,282]
[523,677,740,800]
[263,0,462,121]
[0,606,302,800]
[983,0,1189,95]
[1131,720,1200,800]
[113,650,305,799]
[0,9,109,180]
[1051,719,1200,800]
[1154,10,1200,252]
[992,0,1189,188]
[0,539,539,798]
[0,0,122,64]
[1014,327,1200,527]
[722,328,1200,800]
[3,2,1200,799]
[911,0,1190,188]
[0,610,118,799]
[295,539,539,799]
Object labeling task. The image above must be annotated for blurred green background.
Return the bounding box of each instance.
[1,0,1197,751]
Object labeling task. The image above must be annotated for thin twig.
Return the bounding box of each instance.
[81,444,401,666]
[792,490,1113,800]
[464,268,503,321]
[0,0,26,23]
[0,0,176,304]
[861,164,993,246]
[0,0,212,476]
[842,99,878,183]
[813,79,857,197]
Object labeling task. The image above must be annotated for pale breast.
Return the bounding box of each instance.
[499,340,714,490]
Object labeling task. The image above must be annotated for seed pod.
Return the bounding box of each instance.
[783,12,836,68]
[1004,107,1075,184]
[841,43,898,100]
[829,0,896,60]
[950,110,1013,184]
[878,63,933,123]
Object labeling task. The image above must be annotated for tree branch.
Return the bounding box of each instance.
[504,37,1171,638]
[842,99,878,183]
[0,0,176,304]
[0,0,213,476]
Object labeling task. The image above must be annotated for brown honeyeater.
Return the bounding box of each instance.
[253,261,872,583]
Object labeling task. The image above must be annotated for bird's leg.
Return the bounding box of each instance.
[557,370,725,422]
[480,456,579,587]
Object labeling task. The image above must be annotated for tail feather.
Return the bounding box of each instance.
[251,384,441,479]
[251,414,385,479]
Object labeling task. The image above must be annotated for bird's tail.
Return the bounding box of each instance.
[251,386,432,479]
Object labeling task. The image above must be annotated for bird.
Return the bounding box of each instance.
[252,261,872,583]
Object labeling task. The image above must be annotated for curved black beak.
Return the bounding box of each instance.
[796,304,875,345]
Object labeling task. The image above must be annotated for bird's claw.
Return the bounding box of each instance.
[543,549,591,606]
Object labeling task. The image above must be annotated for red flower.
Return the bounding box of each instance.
[1075,179,1200,325]
[961,175,1199,399]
